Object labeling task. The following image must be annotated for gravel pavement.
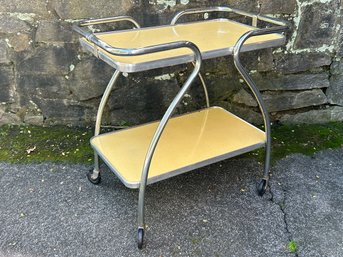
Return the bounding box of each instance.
[0,148,342,257]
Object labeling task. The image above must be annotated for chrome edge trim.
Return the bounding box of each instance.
[80,36,285,73]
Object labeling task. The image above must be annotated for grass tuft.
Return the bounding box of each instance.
[288,240,298,253]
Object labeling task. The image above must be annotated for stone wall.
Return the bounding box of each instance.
[0,0,342,126]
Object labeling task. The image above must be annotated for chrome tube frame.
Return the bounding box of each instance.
[79,16,141,28]
[74,25,201,58]
[197,71,210,108]
[91,70,121,178]
[172,6,287,185]
[170,6,287,27]
[79,16,139,179]
[192,62,210,108]
[233,26,287,183]
[167,14,209,108]
[171,6,286,111]
[94,70,121,137]
[137,43,202,229]
[74,18,202,233]
[76,18,205,185]
[74,7,287,247]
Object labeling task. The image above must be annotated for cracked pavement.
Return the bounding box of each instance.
[270,149,343,257]
[0,148,342,257]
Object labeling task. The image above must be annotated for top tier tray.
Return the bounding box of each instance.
[79,19,285,72]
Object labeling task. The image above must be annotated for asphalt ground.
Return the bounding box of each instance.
[0,148,342,257]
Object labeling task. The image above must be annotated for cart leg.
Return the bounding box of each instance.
[258,121,271,196]
[136,43,201,249]
[233,45,271,197]
[137,194,145,249]
[137,176,147,249]
[87,152,101,184]
[87,70,121,185]
[136,72,198,248]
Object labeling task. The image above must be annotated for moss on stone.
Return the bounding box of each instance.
[249,122,343,163]
[0,124,93,164]
[0,122,342,164]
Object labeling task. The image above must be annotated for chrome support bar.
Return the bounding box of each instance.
[79,16,141,28]
[171,6,233,24]
[137,42,202,229]
[92,70,121,175]
[74,16,204,235]
[74,23,202,59]
[95,70,121,137]
[74,7,287,58]
[257,14,287,27]
[233,26,287,182]
[198,72,210,108]
[170,6,287,27]
[192,62,210,108]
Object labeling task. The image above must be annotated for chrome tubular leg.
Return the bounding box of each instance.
[233,58,271,193]
[233,33,272,195]
[234,62,271,178]
[192,62,210,108]
[88,70,121,182]
[232,27,287,196]
[94,70,121,136]
[92,152,100,176]
[137,44,202,249]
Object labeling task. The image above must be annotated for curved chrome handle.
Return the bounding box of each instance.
[79,15,141,28]
[171,6,233,25]
[233,26,288,60]
[233,25,287,132]
[73,22,201,59]
[170,6,287,27]
[233,25,288,180]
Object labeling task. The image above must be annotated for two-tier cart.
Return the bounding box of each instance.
[73,6,287,249]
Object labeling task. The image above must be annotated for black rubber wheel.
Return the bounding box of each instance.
[137,228,144,249]
[257,179,267,196]
[87,169,101,185]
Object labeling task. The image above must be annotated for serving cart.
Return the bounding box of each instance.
[73,6,287,249]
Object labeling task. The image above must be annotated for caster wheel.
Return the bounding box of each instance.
[137,228,144,249]
[257,179,267,196]
[87,169,101,185]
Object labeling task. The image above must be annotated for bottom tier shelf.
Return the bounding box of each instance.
[91,107,266,188]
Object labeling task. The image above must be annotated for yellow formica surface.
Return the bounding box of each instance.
[82,19,284,66]
[91,107,266,188]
